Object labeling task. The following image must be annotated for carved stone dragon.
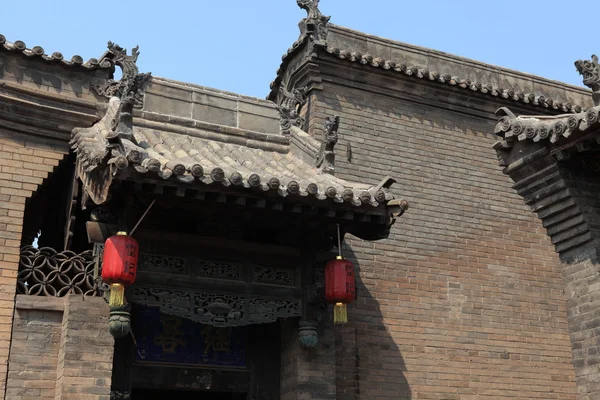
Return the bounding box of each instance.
[91,42,152,138]
[297,0,330,42]
[575,54,600,106]
[276,83,308,134]
[315,116,340,174]
[72,43,152,205]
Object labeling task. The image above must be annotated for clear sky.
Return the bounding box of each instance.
[1,1,597,99]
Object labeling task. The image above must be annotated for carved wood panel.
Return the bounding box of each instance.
[131,286,301,328]
[138,252,295,287]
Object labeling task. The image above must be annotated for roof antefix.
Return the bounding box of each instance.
[0,34,113,70]
[493,55,600,162]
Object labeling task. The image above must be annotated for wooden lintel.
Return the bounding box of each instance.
[86,222,307,257]
[136,272,303,300]
[86,221,117,244]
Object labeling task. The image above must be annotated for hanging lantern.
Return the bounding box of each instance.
[102,232,138,307]
[325,256,356,324]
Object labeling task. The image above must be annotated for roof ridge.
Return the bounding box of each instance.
[330,24,590,96]
[322,45,585,114]
[136,111,290,150]
[268,18,592,113]
[0,34,111,70]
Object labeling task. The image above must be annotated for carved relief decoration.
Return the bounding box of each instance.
[17,246,107,297]
[253,266,293,285]
[315,115,340,174]
[140,254,188,275]
[196,260,242,280]
[131,286,301,328]
[276,83,308,134]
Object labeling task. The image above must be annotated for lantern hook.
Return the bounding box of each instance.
[336,223,342,259]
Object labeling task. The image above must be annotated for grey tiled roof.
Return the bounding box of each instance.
[0,34,112,70]
[494,105,600,143]
[72,98,396,208]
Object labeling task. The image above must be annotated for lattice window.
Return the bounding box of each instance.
[17,245,106,297]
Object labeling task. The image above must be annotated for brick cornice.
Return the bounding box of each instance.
[496,141,600,260]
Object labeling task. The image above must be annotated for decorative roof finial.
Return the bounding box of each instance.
[315,116,340,174]
[276,83,308,134]
[297,0,330,42]
[91,42,152,140]
[575,55,600,106]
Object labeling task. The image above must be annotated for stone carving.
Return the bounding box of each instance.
[140,254,188,275]
[17,246,106,297]
[91,42,152,111]
[108,305,131,338]
[73,43,152,205]
[132,286,301,327]
[276,83,308,134]
[196,260,242,280]
[298,320,319,349]
[315,115,340,174]
[253,266,293,285]
[575,55,600,105]
[297,0,330,42]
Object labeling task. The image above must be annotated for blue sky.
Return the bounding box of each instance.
[1,1,597,98]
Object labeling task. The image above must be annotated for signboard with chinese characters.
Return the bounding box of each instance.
[133,306,246,367]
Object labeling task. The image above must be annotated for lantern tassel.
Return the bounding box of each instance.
[334,302,347,324]
[109,283,125,307]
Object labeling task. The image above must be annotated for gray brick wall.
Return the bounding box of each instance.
[5,295,112,400]
[307,79,578,399]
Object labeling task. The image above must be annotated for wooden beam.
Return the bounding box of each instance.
[86,221,117,243]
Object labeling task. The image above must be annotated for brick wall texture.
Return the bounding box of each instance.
[5,295,112,400]
[6,298,62,399]
[0,130,69,399]
[280,320,337,400]
[308,79,579,399]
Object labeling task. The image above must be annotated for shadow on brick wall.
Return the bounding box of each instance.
[335,246,411,400]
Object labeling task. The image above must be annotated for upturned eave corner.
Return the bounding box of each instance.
[71,41,153,206]
[493,49,600,158]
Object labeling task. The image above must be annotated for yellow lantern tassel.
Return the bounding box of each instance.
[109,283,125,307]
[334,303,348,324]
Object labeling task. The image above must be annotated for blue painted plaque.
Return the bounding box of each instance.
[133,306,246,367]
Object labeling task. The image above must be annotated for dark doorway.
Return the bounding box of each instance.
[131,388,246,399]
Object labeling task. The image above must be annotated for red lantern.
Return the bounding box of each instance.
[102,232,138,307]
[325,256,355,324]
